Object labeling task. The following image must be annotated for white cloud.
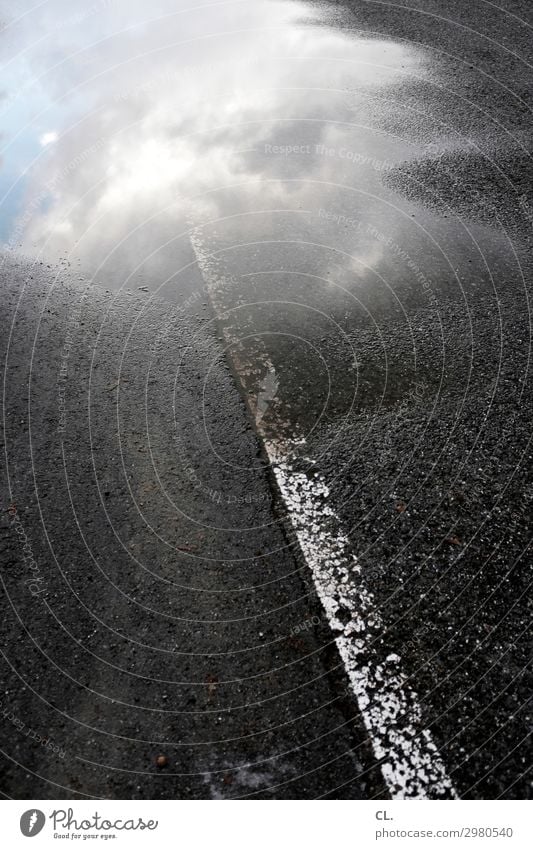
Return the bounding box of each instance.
[39,131,58,147]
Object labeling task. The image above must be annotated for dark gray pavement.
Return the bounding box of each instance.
[0,257,376,799]
[0,0,531,800]
[185,0,533,798]
[310,0,533,799]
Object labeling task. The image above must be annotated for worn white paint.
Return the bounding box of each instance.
[271,453,456,799]
[190,225,457,799]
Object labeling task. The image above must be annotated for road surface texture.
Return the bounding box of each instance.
[0,0,532,799]
[1,257,374,799]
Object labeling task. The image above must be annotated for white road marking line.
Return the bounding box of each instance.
[271,450,456,799]
[189,225,457,799]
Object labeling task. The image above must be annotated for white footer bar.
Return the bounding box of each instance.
[4,799,531,848]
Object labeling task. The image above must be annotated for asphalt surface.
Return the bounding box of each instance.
[0,0,532,800]
[309,0,533,799]
[185,0,533,798]
[1,256,377,799]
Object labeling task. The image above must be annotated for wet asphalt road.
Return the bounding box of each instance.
[0,0,532,799]
[307,0,533,798]
[1,256,375,799]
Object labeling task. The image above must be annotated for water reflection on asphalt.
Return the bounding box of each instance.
[0,0,423,287]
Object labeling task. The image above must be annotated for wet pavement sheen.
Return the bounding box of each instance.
[1,0,532,799]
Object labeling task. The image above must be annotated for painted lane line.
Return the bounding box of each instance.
[271,451,456,799]
[189,225,457,799]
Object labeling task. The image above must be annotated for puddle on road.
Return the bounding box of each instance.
[1,0,521,425]
[0,0,426,288]
[3,0,526,801]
